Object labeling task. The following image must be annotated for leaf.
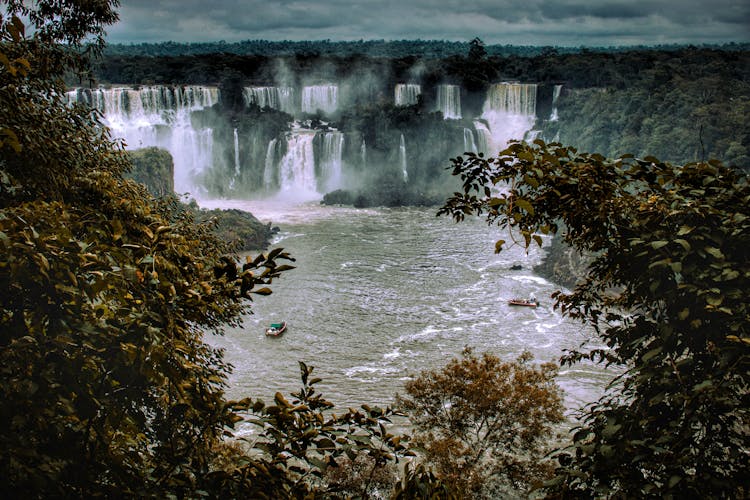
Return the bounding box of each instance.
[642,347,662,362]
[673,239,690,251]
[651,241,669,250]
[704,246,724,259]
[494,240,506,253]
[515,198,534,215]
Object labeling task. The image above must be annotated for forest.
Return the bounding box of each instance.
[103,38,749,58]
[1,1,749,498]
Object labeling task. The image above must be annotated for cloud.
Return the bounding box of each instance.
[105,0,750,46]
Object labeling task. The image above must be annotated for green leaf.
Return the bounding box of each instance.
[704,246,724,259]
[642,347,662,362]
[651,241,669,250]
[674,239,690,251]
[515,198,534,215]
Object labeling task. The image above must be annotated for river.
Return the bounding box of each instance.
[202,200,611,432]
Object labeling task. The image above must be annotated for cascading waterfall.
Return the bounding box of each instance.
[319,131,345,192]
[301,85,338,115]
[463,128,478,153]
[473,121,492,155]
[278,128,318,198]
[243,86,295,114]
[477,83,537,154]
[550,84,562,121]
[360,138,367,168]
[399,134,408,182]
[233,128,240,175]
[263,139,279,191]
[394,84,421,106]
[436,84,461,119]
[66,85,219,196]
[229,128,240,190]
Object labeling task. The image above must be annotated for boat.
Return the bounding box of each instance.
[265,321,287,336]
[508,299,539,308]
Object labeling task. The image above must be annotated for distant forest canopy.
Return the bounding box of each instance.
[103,39,750,58]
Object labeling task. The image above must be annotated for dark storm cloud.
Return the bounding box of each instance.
[105,0,750,46]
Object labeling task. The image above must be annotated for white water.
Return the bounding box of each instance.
[395,83,421,106]
[463,127,478,153]
[69,81,542,200]
[233,128,240,176]
[399,134,409,182]
[67,86,219,196]
[436,84,461,119]
[243,86,295,114]
[479,83,538,154]
[550,84,563,121]
[319,131,345,192]
[277,128,318,199]
[263,139,279,191]
[301,84,338,114]
[199,201,611,437]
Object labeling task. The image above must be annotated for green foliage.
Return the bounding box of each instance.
[440,140,750,498]
[544,68,750,167]
[203,362,451,498]
[0,6,294,496]
[127,147,174,196]
[397,348,564,496]
[194,207,274,251]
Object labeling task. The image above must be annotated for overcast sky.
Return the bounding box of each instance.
[106,0,749,46]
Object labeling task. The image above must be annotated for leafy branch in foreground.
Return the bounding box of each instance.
[210,362,452,498]
[440,140,749,498]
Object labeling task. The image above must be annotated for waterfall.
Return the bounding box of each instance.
[473,121,492,155]
[550,84,562,121]
[278,128,318,198]
[484,83,537,116]
[436,84,461,119]
[399,134,408,182]
[263,139,278,191]
[319,131,344,192]
[478,83,537,154]
[361,138,367,168]
[66,85,219,196]
[463,128,478,153]
[233,128,240,176]
[243,86,295,114]
[301,85,338,115]
[395,84,421,106]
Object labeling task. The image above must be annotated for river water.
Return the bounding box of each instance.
[202,200,611,430]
